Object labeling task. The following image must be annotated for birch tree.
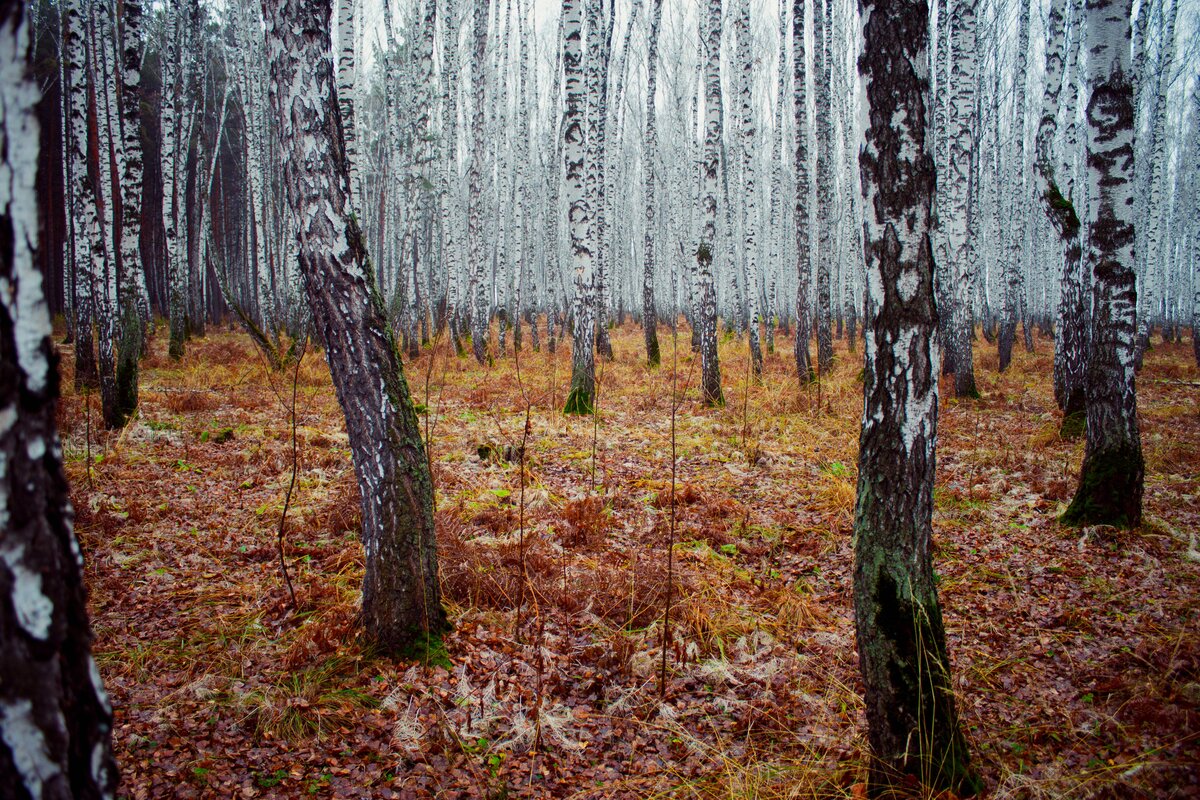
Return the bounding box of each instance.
[1035,0,1087,432]
[854,0,979,792]
[1060,0,1144,528]
[944,0,980,397]
[0,1,119,793]
[642,0,662,366]
[736,0,762,378]
[697,0,724,407]
[998,0,1030,372]
[793,0,814,384]
[262,0,447,651]
[563,0,597,413]
[468,0,491,364]
[812,0,834,374]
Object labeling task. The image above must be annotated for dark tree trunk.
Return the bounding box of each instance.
[1,3,119,796]
[854,0,979,795]
[263,0,447,652]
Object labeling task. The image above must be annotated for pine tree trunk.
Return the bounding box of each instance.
[263,0,447,651]
[0,3,119,793]
[1061,0,1144,529]
[854,0,979,793]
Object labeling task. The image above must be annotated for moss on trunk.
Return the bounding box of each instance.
[1061,441,1144,528]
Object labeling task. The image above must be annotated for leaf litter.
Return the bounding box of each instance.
[60,326,1200,798]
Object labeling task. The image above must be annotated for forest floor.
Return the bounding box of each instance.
[61,322,1200,799]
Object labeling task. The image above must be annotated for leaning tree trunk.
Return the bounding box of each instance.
[1061,0,1144,529]
[696,0,724,407]
[854,0,981,795]
[1,2,119,795]
[262,0,447,652]
[792,0,814,384]
[641,0,662,366]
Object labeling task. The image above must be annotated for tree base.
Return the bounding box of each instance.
[1059,411,1085,440]
[1061,442,1144,528]
[563,386,594,415]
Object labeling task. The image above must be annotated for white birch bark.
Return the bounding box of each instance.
[697,0,724,406]
[945,0,979,397]
[1062,0,1143,528]
[563,0,596,412]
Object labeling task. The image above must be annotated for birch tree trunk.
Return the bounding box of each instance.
[793,0,814,384]
[468,0,491,364]
[0,2,119,794]
[262,0,447,651]
[336,0,361,217]
[1036,0,1087,433]
[696,0,725,406]
[563,0,596,413]
[642,0,662,366]
[812,0,834,374]
[945,0,979,397]
[115,0,143,421]
[854,0,979,793]
[1061,0,1144,529]
[89,0,121,429]
[998,0,1030,372]
[737,0,762,378]
[62,0,98,390]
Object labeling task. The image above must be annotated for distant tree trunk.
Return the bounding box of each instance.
[854,0,980,795]
[945,0,979,397]
[1061,0,1143,529]
[736,0,762,378]
[998,0,1030,373]
[696,0,724,406]
[262,0,447,651]
[0,2,119,794]
[89,0,125,430]
[641,0,662,366]
[1035,0,1087,434]
[812,0,834,374]
[468,0,491,364]
[792,0,814,384]
[62,0,98,390]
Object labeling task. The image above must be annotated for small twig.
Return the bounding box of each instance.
[276,334,308,612]
[84,388,93,491]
